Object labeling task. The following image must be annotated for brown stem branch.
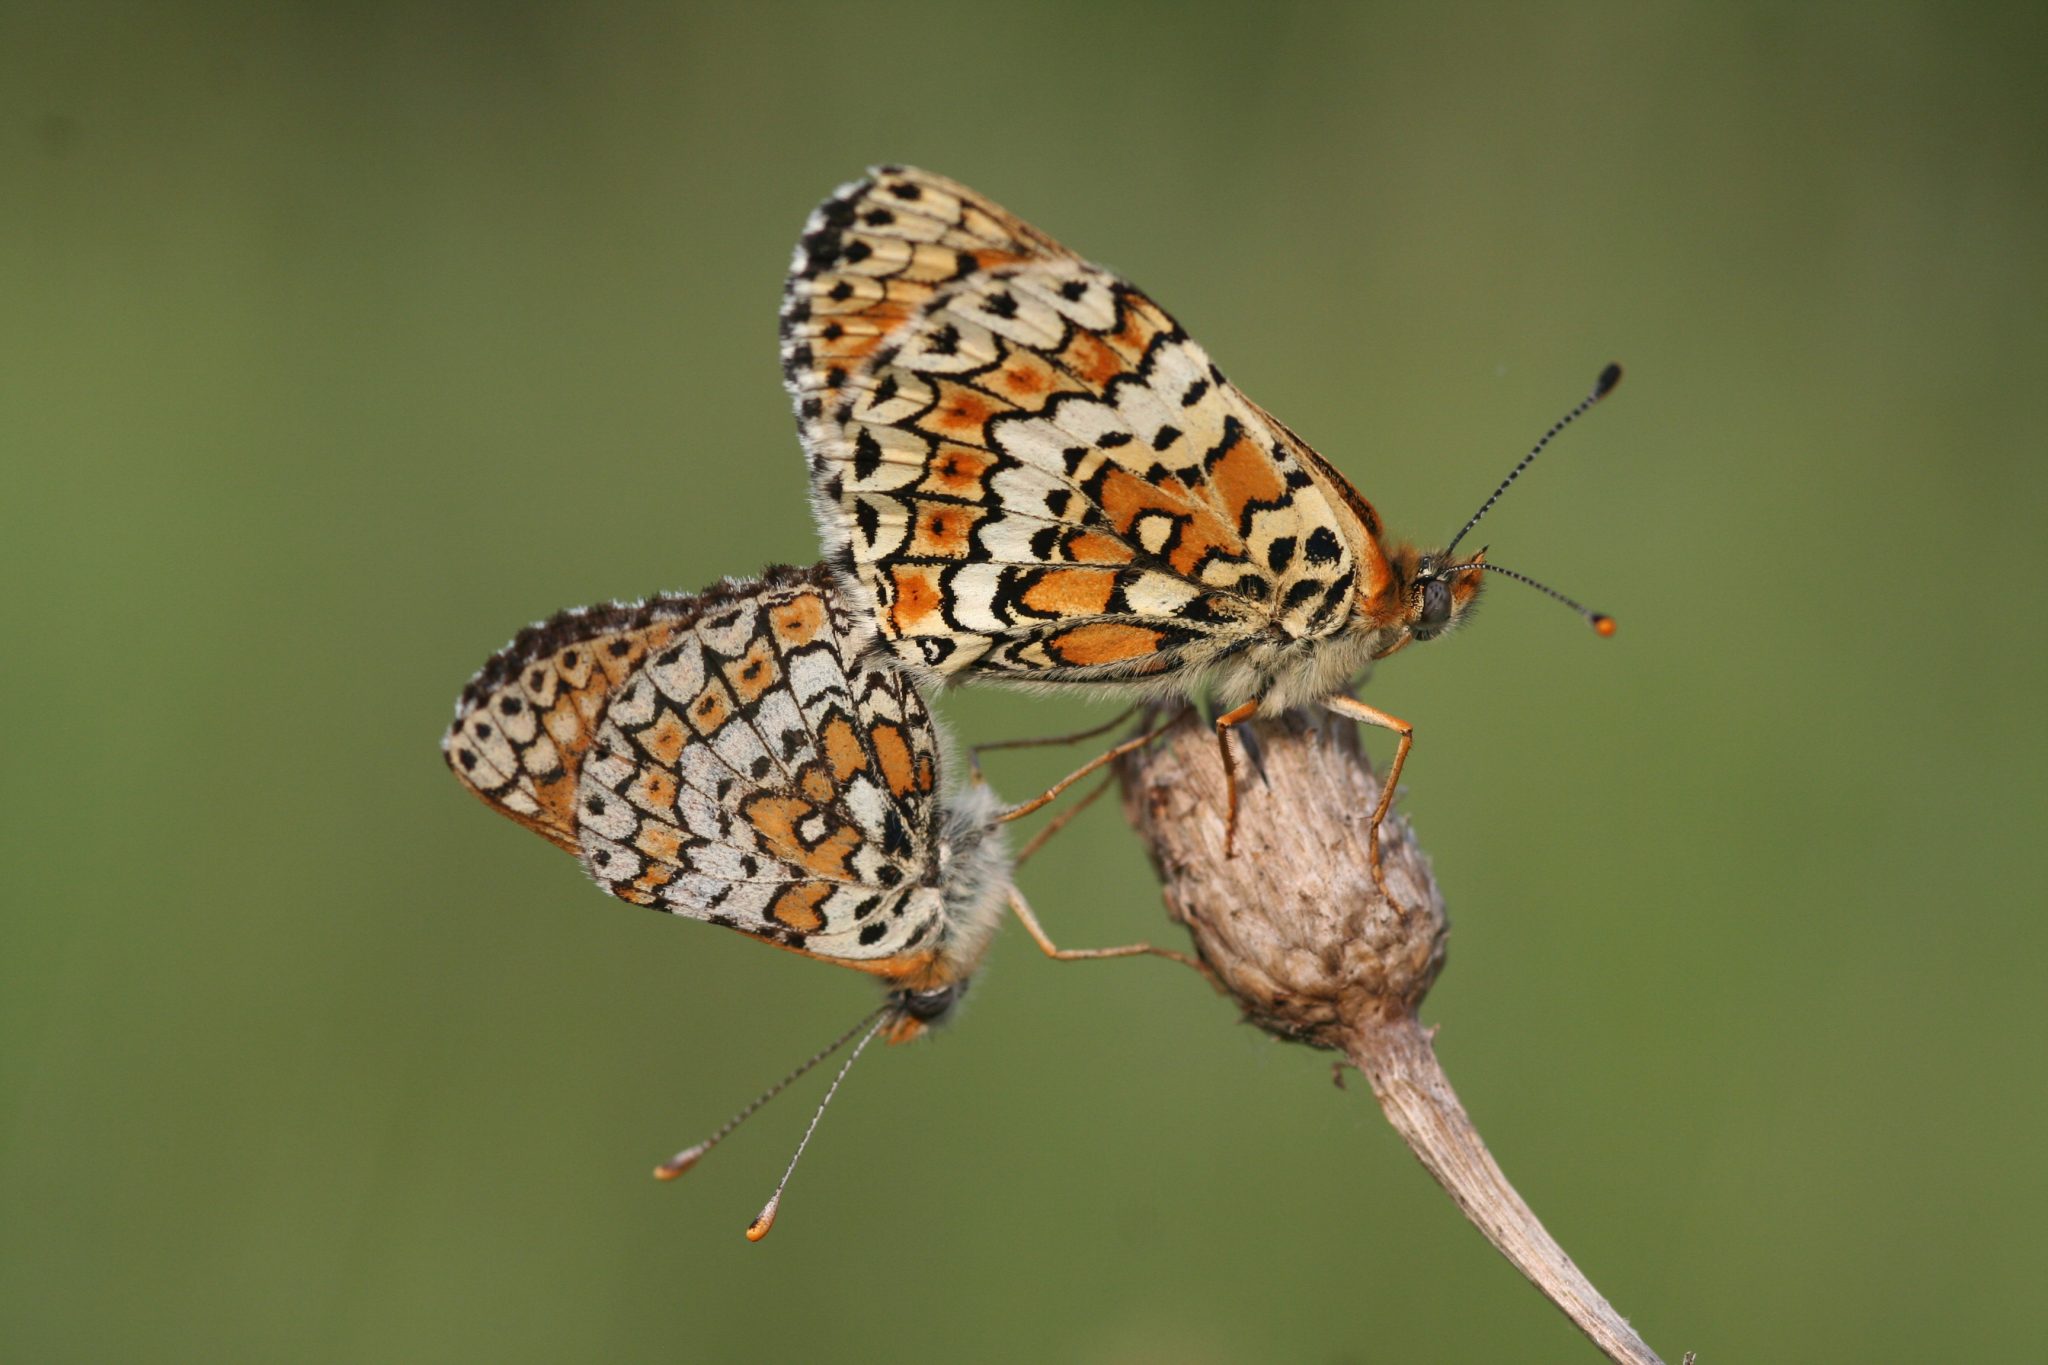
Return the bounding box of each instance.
[1116,706,1681,1365]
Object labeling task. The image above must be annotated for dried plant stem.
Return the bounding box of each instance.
[1350,1011,1667,1364]
[1116,707,1680,1365]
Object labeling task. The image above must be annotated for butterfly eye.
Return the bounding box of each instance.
[1416,578,1453,637]
[896,984,962,1022]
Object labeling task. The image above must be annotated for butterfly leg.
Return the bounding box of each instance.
[993,709,1182,824]
[1007,886,1205,972]
[1013,772,1115,868]
[1212,699,1261,858]
[968,705,1140,783]
[1319,693,1418,918]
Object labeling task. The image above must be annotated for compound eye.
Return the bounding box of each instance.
[1419,578,1453,634]
[899,984,959,1022]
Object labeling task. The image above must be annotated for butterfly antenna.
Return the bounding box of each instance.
[1456,557,1616,636]
[653,1003,887,1182]
[744,1011,890,1242]
[1441,363,1622,563]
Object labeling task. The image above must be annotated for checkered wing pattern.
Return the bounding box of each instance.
[782,166,1380,687]
[444,565,952,970]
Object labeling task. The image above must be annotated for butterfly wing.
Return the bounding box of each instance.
[445,594,705,852]
[782,166,1387,688]
[446,566,956,977]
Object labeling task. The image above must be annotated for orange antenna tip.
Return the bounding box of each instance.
[737,1014,885,1244]
[1593,614,1617,637]
[647,1003,886,1193]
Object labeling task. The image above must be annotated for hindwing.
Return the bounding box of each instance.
[445,565,957,974]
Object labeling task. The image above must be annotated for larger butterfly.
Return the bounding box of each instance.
[442,563,1185,1236]
[780,166,1616,892]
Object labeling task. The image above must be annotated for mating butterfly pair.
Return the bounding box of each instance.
[444,167,1615,1236]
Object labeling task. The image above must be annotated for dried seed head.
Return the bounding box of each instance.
[1117,707,1447,1048]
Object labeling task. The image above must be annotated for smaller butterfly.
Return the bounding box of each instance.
[443,563,1188,1237]
[781,167,1619,910]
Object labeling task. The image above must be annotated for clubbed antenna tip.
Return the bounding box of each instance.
[650,1004,886,1186]
[739,1013,888,1243]
[652,1144,708,1181]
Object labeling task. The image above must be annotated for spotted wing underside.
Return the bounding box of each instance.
[445,565,950,970]
[782,166,1373,687]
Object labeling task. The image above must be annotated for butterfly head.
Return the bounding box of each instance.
[1364,545,1487,656]
[883,981,967,1044]
[1366,363,1626,655]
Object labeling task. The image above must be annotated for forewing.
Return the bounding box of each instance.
[568,567,953,972]
[783,166,1367,687]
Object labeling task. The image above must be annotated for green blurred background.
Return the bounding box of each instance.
[6,3,2045,1360]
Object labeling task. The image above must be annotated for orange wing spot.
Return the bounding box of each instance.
[769,592,827,647]
[741,793,805,845]
[643,623,678,654]
[915,755,935,793]
[1062,331,1126,389]
[641,709,689,766]
[799,826,862,881]
[890,567,942,630]
[821,716,868,781]
[1047,622,1166,667]
[847,949,944,991]
[799,763,836,803]
[634,823,683,863]
[631,769,678,815]
[1000,364,1046,395]
[768,882,830,935]
[847,298,916,324]
[871,723,920,798]
[923,443,997,497]
[818,331,882,367]
[909,503,982,558]
[1105,292,1168,363]
[529,774,580,850]
[743,794,861,880]
[687,683,733,736]
[970,248,1028,271]
[1094,465,1237,576]
[1064,530,1134,564]
[1093,466,1176,531]
[981,348,1064,406]
[928,386,1000,440]
[723,639,781,704]
[632,863,674,895]
[1021,567,1116,617]
[1209,436,1287,531]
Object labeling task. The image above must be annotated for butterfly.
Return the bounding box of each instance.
[442,563,1188,1236]
[779,166,1616,901]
